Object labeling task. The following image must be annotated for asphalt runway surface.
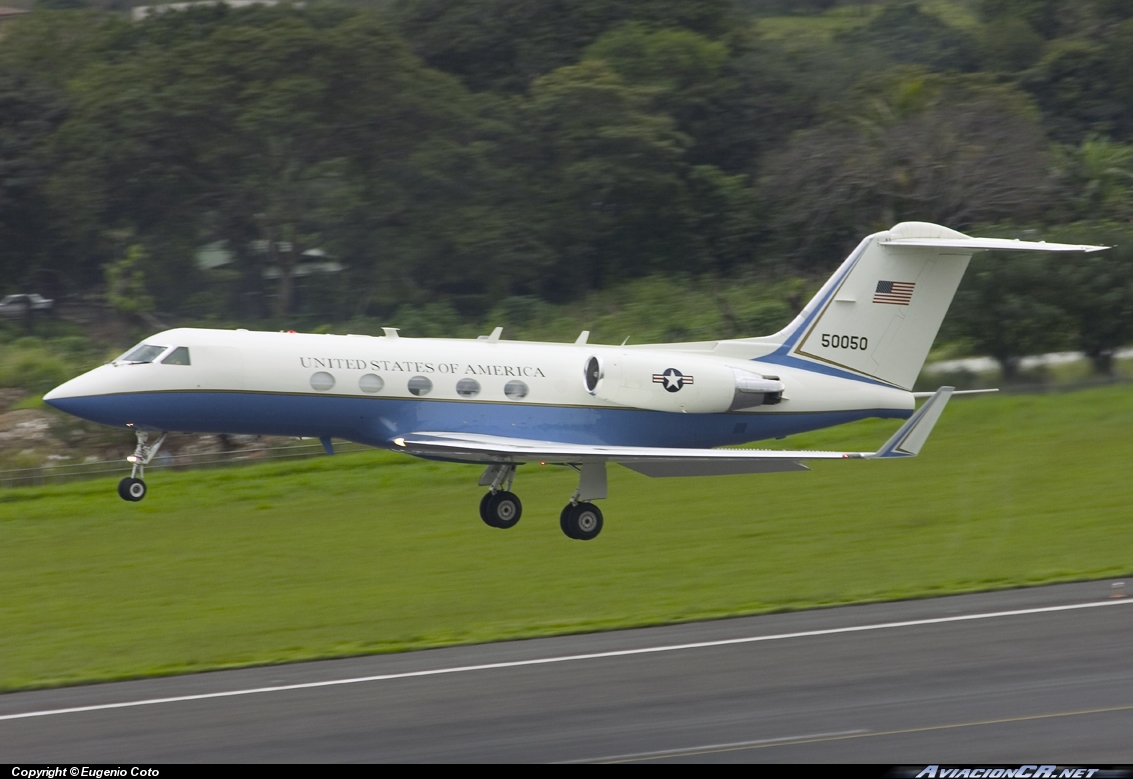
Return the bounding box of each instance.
[2,579,1132,763]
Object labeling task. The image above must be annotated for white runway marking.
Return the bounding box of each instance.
[561,730,870,763]
[3,598,1130,723]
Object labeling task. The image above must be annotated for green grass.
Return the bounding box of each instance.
[2,386,1133,691]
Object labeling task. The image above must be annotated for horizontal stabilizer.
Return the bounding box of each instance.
[911,388,997,399]
[881,237,1107,253]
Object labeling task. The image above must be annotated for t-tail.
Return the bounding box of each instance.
[739,222,1106,390]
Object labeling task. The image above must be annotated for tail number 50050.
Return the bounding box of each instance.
[821,334,868,350]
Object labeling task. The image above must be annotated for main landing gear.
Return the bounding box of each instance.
[118,430,167,502]
[478,464,522,528]
[477,462,607,540]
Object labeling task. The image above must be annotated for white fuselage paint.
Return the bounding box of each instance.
[43,328,915,453]
[49,328,912,413]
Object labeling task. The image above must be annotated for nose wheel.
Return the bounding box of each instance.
[118,430,167,502]
[118,477,147,502]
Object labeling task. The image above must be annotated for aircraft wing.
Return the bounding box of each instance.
[393,388,954,477]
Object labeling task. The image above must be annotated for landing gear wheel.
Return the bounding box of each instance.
[118,477,146,502]
[482,491,522,529]
[561,502,603,541]
[560,504,576,539]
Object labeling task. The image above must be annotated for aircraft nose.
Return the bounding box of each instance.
[43,377,81,412]
[43,380,71,407]
[43,370,105,413]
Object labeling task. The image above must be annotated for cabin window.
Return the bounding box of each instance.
[408,376,432,396]
[455,378,480,398]
[310,371,335,391]
[161,346,191,365]
[118,344,167,364]
[359,374,384,393]
[504,380,528,400]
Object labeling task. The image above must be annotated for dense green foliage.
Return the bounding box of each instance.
[1,0,1132,377]
[2,386,1132,690]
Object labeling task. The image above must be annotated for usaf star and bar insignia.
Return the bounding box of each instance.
[652,368,694,393]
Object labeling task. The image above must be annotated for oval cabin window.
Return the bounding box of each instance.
[310,372,335,391]
[408,376,433,396]
[359,374,384,393]
[455,378,480,398]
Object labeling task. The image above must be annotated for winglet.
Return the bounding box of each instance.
[869,386,954,459]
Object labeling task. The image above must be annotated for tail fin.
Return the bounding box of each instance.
[749,222,1106,390]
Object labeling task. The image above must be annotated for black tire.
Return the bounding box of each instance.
[562,502,603,541]
[484,491,522,529]
[560,504,577,539]
[118,477,146,502]
[479,492,496,526]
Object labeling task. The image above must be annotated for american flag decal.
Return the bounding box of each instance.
[873,280,915,305]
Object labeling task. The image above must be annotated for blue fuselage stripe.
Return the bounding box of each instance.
[47,392,910,450]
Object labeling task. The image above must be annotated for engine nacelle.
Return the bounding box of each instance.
[583,353,783,414]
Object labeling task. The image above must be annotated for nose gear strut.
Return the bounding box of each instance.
[117,430,167,502]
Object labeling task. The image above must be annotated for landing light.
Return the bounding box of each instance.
[393,437,405,447]
[127,455,138,463]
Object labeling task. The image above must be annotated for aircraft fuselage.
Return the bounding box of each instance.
[45,328,914,450]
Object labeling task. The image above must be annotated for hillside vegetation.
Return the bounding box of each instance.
[2,0,1133,384]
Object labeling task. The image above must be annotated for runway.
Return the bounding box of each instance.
[2,579,1131,762]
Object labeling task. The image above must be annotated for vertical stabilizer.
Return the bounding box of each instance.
[729,223,1104,389]
[758,223,974,389]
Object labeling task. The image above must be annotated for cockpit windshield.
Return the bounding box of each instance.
[161,346,191,365]
[116,344,168,364]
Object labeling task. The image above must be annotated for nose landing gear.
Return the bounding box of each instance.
[117,430,167,502]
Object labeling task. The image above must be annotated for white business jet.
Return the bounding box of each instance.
[44,222,1104,540]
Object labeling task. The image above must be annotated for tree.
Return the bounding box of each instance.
[583,22,815,173]
[392,0,740,93]
[946,252,1074,380]
[759,71,1057,268]
[51,8,493,319]
[516,58,763,296]
[1021,39,1127,143]
[837,3,983,73]
[1053,135,1133,222]
[105,244,156,323]
[1046,225,1133,375]
[0,72,68,297]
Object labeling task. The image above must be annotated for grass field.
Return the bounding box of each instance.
[2,386,1132,691]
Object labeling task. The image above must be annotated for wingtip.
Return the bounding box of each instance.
[870,386,954,459]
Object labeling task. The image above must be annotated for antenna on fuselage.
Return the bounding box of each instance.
[382,327,399,339]
[478,326,503,343]
[575,330,590,345]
